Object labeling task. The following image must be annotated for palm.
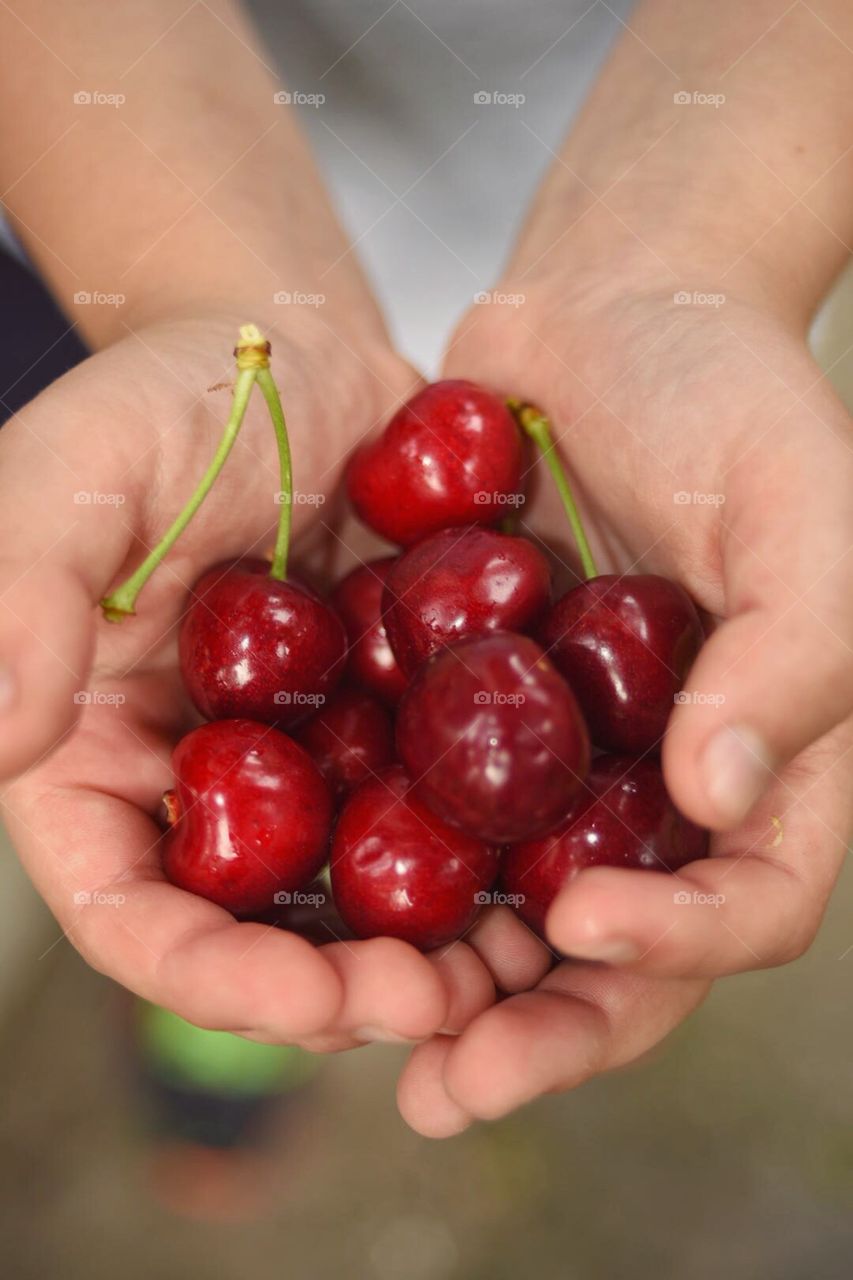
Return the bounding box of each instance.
[1,313,505,1049]
[394,286,853,1136]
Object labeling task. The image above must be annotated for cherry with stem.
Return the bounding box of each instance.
[100,323,346,725]
[513,401,703,756]
[101,324,278,620]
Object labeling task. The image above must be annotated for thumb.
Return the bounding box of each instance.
[0,371,142,780]
[664,427,853,831]
[0,559,95,778]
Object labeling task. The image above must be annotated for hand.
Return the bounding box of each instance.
[0,310,497,1049]
[395,270,853,1135]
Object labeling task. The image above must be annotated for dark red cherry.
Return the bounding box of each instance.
[346,379,523,546]
[397,632,590,843]
[382,525,551,677]
[179,559,347,728]
[541,575,703,755]
[163,719,333,916]
[294,686,395,799]
[330,765,500,950]
[330,558,407,704]
[502,755,709,937]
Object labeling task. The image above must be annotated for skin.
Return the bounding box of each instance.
[398,0,853,1135]
[0,0,852,1133]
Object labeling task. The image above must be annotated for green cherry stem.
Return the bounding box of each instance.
[256,365,292,582]
[100,324,268,622]
[511,400,599,581]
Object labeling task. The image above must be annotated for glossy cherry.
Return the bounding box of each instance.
[382,525,551,677]
[294,685,395,799]
[502,755,709,936]
[330,557,408,704]
[514,404,704,756]
[541,574,702,754]
[163,719,333,916]
[330,765,500,950]
[347,379,523,546]
[397,632,590,843]
[179,559,347,729]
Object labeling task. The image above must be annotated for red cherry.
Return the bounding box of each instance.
[541,575,703,754]
[397,632,590,843]
[502,755,709,936]
[330,557,408,704]
[346,380,523,546]
[382,525,551,677]
[163,719,333,916]
[294,686,395,799]
[179,559,347,728]
[330,765,500,950]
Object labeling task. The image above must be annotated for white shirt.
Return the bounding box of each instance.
[249,0,633,370]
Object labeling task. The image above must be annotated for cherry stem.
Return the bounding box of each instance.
[100,324,268,622]
[256,366,292,582]
[511,401,598,580]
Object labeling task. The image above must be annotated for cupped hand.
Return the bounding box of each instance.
[395,274,853,1135]
[0,311,497,1048]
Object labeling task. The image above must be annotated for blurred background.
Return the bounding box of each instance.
[0,263,851,1274]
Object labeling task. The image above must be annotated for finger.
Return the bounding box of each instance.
[665,413,853,830]
[463,905,554,993]
[400,964,708,1130]
[0,387,144,779]
[427,940,496,1032]
[548,723,852,976]
[2,780,343,1039]
[307,936,451,1046]
[0,560,95,778]
[298,940,496,1053]
[397,1037,473,1138]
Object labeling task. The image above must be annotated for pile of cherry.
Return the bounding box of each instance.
[104,335,709,952]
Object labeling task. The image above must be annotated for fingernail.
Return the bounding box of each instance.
[703,725,772,826]
[566,939,640,964]
[353,1025,415,1044]
[0,665,15,714]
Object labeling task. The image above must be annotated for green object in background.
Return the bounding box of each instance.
[136,1002,319,1097]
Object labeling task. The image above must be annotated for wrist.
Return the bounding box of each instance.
[513,211,820,333]
[509,164,845,334]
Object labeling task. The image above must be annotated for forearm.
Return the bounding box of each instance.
[0,0,378,346]
[512,0,853,322]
